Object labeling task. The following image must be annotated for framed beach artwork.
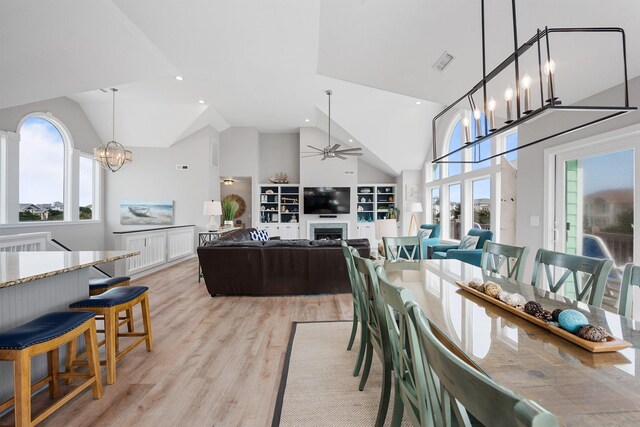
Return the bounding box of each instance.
[120,200,174,225]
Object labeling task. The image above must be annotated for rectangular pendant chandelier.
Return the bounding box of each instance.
[431,0,637,164]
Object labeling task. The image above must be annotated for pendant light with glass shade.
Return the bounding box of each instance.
[94,88,132,172]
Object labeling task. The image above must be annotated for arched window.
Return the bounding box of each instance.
[18,115,71,222]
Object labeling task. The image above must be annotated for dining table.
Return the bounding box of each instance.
[382,258,640,426]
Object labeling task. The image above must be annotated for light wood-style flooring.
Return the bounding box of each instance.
[0,258,353,427]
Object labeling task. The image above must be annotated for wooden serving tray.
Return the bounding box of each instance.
[454,281,632,353]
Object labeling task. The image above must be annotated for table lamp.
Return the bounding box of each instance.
[408,202,423,236]
[375,219,397,258]
[203,200,222,231]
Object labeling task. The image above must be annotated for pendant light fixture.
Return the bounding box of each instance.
[431,0,636,164]
[94,88,132,172]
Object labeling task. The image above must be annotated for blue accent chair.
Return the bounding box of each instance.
[430,228,494,267]
[418,224,441,259]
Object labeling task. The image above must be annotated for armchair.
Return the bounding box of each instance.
[429,228,493,267]
[418,224,440,259]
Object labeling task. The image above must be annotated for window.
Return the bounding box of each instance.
[505,131,518,163]
[447,121,463,177]
[449,183,461,239]
[431,188,440,224]
[19,117,66,221]
[78,155,94,220]
[472,178,491,229]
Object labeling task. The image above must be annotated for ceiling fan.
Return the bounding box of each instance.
[302,90,363,161]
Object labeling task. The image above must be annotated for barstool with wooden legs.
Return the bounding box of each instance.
[0,311,102,427]
[68,286,152,384]
[89,276,134,333]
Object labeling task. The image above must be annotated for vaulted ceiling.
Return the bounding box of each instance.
[1,0,638,175]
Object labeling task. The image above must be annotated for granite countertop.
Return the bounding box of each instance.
[0,251,139,288]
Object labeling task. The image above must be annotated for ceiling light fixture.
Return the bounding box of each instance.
[416,101,422,105]
[94,88,132,172]
[431,0,636,164]
[175,75,184,81]
[223,179,234,186]
[305,118,310,122]
[301,90,363,161]
[198,99,206,104]
[348,139,353,143]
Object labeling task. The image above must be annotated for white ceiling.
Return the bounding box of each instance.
[1,0,638,175]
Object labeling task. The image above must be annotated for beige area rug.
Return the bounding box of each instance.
[273,321,412,427]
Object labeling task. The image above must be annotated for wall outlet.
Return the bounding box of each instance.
[176,165,189,170]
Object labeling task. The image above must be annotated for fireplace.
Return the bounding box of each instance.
[314,228,344,240]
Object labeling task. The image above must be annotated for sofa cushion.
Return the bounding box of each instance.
[205,240,264,248]
[250,229,270,241]
[262,239,312,247]
[310,239,342,247]
[219,228,253,242]
[417,228,432,240]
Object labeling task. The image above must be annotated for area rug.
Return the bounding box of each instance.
[272,321,411,426]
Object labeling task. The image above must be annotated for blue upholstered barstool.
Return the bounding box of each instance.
[89,276,134,333]
[68,286,153,385]
[0,311,102,426]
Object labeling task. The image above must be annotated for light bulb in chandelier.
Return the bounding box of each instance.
[473,108,483,138]
[487,98,496,131]
[504,86,514,124]
[544,59,559,104]
[462,116,471,144]
[521,74,532,114]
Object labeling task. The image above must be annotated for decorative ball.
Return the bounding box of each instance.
[467,278,483,290]
[497,291,511,303]
[557,309,589,334]
[484,282,502,298]
[576,325,609,342]
[551,309,564,322]
[534,309,553,322]
[510,293,526,309]
[476,284,485,293]
[524,301,543,316]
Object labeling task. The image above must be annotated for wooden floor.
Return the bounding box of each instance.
[0,258,353,427]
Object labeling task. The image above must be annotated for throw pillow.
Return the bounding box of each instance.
[250,229,269,241]
[458,235,480,250]
[417,228,432,240]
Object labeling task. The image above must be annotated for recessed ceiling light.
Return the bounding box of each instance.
[175,75,184,81]
[305,118,310,122]
[198,99,206,104]
[348,139,353,143]
[415,101,422,105]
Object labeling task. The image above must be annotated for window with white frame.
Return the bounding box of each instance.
[0,113,100,224]
[425,113,518,243]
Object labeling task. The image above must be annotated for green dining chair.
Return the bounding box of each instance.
[341,241,368,376]
[480,241,530,282]
[351,249,392,427]
[383,236,422,261]
[531,249,613,308]
[409,303,560,427]
[618,263,640,318]
[376,266,442,427]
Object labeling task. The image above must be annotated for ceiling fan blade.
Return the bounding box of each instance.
[301,154,323,158]
[339,152,363,156]
[330,144,341,152]
[321,156,327,161]
[335,148,363,153]
[335,154,348,160]
[307,145,324,152]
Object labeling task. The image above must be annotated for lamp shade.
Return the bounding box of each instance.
[409,202,423,213]
[203,201,222,216]
[375,219,397,239]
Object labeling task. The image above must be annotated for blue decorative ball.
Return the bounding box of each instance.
[557,309,589,334]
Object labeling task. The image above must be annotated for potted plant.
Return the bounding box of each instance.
[221,196,239,227]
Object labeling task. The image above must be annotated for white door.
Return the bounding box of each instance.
[553,136,639,314]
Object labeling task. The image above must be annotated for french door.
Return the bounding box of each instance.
[553,132,639,314]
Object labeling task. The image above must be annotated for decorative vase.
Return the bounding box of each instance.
[224,220,233,227]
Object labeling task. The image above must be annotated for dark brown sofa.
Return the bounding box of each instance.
[197,228,370,296]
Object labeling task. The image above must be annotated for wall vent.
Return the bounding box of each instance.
[433,51,455,72]
[176,165,189,170]
[344,170,355,175]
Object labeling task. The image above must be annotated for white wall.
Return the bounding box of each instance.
[516,76,640,275]
[104,126,219,248]
[358,159,395,184]
[220,127,260,226]
[259,133,300,183]
[0,97,106,250]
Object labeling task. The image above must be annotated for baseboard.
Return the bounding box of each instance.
[129,254,197,281]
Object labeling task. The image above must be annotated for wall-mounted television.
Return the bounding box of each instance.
[303,187,351,214]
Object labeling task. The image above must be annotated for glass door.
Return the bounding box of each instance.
[555,147,636,312]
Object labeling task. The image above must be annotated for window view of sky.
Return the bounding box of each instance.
[581,149,633,194]
[19,117,64,204]
[78,156,93,207]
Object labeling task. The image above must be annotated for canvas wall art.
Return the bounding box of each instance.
[120,200,174,225]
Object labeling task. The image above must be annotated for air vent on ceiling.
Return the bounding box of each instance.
[176,165,189,170]
[433,51,455,72]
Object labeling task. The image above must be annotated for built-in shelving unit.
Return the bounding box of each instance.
[259,184,300,239]
[357,184,396,222]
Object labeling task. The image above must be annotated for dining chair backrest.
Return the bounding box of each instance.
[618,263,640,317]
[376,266,442,427]
[531,249,613,308]
[408,303,559,427]
[383,236,422,261]
[480,241,530,282]
[342,241,364,310]
[351,250,390,363]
